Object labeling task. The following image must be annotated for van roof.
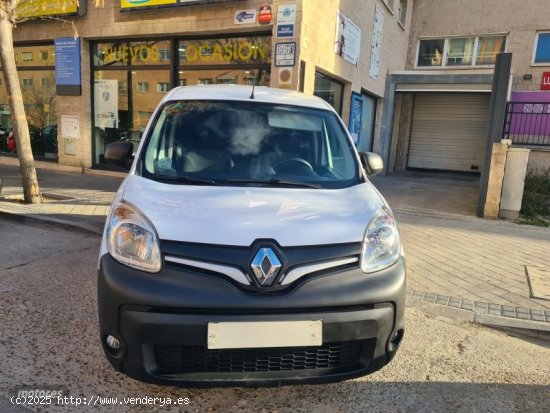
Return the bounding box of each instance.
[164,85,336,112]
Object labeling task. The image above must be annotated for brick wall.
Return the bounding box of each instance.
[408,0,550,92]
[300,0,411,132]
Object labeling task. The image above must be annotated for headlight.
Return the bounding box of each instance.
[360,207,401,273]
[107,201,161,273]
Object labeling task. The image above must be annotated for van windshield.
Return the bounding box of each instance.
[141,100,360,189]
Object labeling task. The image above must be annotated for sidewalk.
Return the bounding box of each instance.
[1,159,549,336]
[0,160,123,234]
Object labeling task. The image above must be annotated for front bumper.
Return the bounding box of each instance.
[98,254,406,387]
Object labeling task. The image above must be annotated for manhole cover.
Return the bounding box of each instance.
[525,266,550,301]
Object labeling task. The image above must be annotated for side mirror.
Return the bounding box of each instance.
[105,141,133,170]
[359,152,384,177]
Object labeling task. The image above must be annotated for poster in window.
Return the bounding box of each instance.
[348,92,363,144]
[369,4,384,80]
[333,11,361,66]
[94,80,118,130]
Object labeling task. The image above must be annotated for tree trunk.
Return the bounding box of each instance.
[0,8,42,204]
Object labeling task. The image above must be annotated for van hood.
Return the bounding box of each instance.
[120,175,386,247]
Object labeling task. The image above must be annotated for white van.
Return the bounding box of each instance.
[98,85,405,387]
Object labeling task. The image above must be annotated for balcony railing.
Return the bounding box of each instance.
[503,102,550,146]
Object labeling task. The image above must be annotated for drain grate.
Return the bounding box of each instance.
[525,266,550,301]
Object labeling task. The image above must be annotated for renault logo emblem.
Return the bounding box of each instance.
[250,248,282,287]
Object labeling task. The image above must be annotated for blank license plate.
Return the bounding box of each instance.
[207,320,322,349]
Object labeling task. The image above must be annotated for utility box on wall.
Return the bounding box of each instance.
[61,115,79,156]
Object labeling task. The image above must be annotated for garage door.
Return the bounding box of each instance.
[407,93,491,172]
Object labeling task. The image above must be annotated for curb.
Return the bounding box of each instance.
[0,209,103,236]
[0,157,126,179]
[407,293,550,341]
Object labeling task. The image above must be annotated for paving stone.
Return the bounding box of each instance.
[435,295,450,305]
[474,302,489,309]
[448,299,462,308]
[530,314,546,322]
[487,307,502,316]
[424,294,437,303]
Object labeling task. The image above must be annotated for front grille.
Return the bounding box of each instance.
[153,341,365,374]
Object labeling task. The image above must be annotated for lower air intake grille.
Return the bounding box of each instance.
[153,341,364,374]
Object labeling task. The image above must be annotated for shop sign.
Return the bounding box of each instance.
[180,39,270,65]
[275,42,296,67]
[276,4,296,38]
[258,4,273,25]
[55,37,81,96]
[99,44,161,65]
[98,38,270,66]
[121,0,241,10]
[541,72,550,90]
[16,0,85,18]
[334,10,362,66]
[234,9,257,25]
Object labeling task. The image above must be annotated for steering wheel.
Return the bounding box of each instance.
[273,158,314,173]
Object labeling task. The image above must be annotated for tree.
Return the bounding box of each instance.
[0,0,43,203]
[0,0,103,203]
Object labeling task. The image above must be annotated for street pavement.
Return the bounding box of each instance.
[1,159,549,334]
[0,217,549,413]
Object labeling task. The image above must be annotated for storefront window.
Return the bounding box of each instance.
[92,35,272,167]
[93,70,170,165]
[0,45,57,159]
[179,69,270,87]
[314,72,344,115]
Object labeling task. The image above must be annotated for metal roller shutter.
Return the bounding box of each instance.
[407,93,491,172]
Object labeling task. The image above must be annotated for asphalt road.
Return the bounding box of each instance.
[0,217,549,413]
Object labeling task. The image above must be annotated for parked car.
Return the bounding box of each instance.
[29,124,57,157]
[0,128,8,152]
[98,85,406,387]
[40,125,58,156]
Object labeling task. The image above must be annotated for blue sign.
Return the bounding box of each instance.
[277,24,295,38]
[349,92,363,145]
[55,37,81,95]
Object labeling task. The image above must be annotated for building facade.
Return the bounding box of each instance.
[0,0,412,169]
[385,0,550,174]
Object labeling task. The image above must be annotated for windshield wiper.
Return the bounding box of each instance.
[227,178,320,189]
[152,174,219,185]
